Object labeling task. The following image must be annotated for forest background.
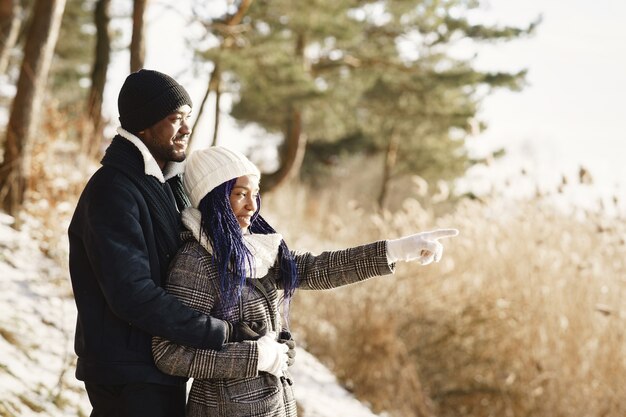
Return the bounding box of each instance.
[0,0,625,416]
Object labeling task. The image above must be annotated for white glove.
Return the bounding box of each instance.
[387,229,459,265]
[256,332,289,378]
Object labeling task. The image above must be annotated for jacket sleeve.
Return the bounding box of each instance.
[152,249,260,379]
[292,240,395,290]
[82,175,228,350]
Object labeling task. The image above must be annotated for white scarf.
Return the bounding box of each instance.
[181,207,283,278]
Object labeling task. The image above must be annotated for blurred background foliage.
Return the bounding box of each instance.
[0,0,536,213]
[190,0,535,204]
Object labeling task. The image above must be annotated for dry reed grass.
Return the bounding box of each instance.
[263,182,626,417]
[22,103,100,266]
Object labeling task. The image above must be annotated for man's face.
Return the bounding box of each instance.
[139,104,192,169]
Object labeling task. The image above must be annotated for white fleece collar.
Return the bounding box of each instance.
[181,207,283,278]
[116,127,186,183]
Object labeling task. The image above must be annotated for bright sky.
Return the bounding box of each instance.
[466,0,626,193]
[105,0,626,199]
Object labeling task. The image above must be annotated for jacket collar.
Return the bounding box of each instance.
[116,127,185,183]
[181,207,283,278]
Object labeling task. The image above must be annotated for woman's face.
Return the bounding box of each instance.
[229,175,260,229]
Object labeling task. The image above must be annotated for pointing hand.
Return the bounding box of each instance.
[387,228,459,265]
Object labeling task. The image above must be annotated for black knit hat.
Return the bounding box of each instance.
[118,69,193,133]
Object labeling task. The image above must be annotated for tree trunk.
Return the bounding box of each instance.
[377,130,400,209]
[188,0,252,149]
[0,0,21,76]
[260,107,307,192]
[211,65,221,147]
[188,62,220,150]
[260,32,308,193]
[130,0,146,72]
[0,0,66,216]
[84,0,111,158]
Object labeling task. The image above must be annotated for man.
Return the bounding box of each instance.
[68,69,261,417]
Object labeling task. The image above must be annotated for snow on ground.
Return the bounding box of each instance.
[0,211,380,417]
[289,349,381,417]
[0,213,89,417]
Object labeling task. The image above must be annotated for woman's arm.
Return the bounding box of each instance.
[152,336,259,379]
[152,246,259,379]
[293,240,395,291]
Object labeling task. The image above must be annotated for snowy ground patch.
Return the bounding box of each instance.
[290,349,382,417]
[0,214,90,417]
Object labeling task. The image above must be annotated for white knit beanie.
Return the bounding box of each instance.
[184,147,261,208]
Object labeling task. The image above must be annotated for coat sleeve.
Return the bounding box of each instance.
[152,249,259,380]
[81,174,228,350]
[292,240,395,290]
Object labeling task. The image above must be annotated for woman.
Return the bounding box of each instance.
[152,146,458,416]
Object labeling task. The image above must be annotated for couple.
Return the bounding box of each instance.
[68,69,458,417]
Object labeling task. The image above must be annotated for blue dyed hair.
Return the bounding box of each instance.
[197,178,299,316]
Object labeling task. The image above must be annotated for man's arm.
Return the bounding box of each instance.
[83,176,228,350]
[152,249,259,379]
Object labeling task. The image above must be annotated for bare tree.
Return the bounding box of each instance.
[84,0,112,158]
[0,0,22,75]
[188,0,253,149]
[0,0,67,216]
[130,0,147,72]
[260,107,307,192]
[377,130,399,209]
[260,33,307,192]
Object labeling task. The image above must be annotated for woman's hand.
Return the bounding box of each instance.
[278,331,296,367]
[387,229,459,265]
[256,332,289,377]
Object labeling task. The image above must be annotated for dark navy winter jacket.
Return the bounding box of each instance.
[68,144,228,385]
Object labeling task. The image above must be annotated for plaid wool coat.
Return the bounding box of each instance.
[153,231,395,417]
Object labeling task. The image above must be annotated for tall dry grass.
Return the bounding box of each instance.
[263,182,626,417]
[22,103,100,266]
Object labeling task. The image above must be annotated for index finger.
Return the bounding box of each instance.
[423,229,459,240]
